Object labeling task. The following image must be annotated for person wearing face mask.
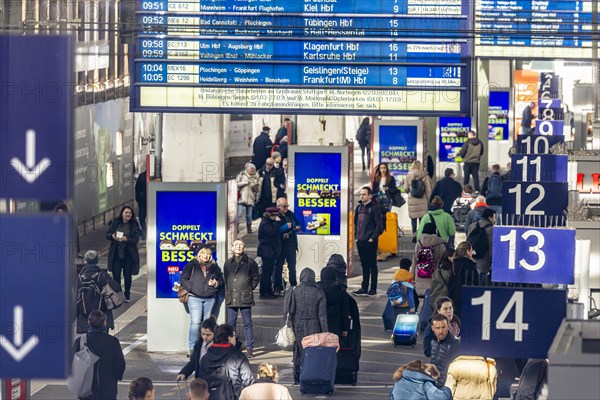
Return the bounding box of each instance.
[105,205,141,302]
[181,245,224,354]
[177,317,218,381]
[223,240,260,358]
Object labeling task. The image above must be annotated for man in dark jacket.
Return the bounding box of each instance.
[258,158,286,214]
[252,126,273,170]
[481,164,503,221]
[353,187,384,296]
[76,250,122,334]
[257,207,282,299]
[74,310,125,400]
[521,101,536,135]
[431,168,463,214]
[274,197,301,295]
[467,208,496,282]
[458,130,484,192]
[134,170,147,239]
[425,313,460,385]
[224,240,259,358]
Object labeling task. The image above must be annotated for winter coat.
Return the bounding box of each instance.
[74,329,125,400]
[412,233,446,294]
[354,199,384,242]
[515,359,549,400]
[459,138,484,164]
[522,105,534,128]
[252,131,273,170]
[179,337,212,379]
[431,177,463,214]
[464,203,489,233]
[373,175,402,210]
[448,257,480,318]
[429,334,460,385]
[236,170,261,206]
[259,166,286,204]
[224,253,260,307]
[199,343,255,397]
[76,265,121,333]
[423,316,461,358]
[239,378,293,400]
[481,172,503,206]
[286,269,328,367]
[105,218,141,275]
[390,369,453,400]
[356,120,371,147]
[180,259,224,299]
[430,267,453,312]
[257,217,282,260]
[416,208,456,242]
[279,209,301,250]
[446,356,498,400]
[318,279,351,337]
[467,219,494,274]
[326,254,348,289]
[404,170,433,219]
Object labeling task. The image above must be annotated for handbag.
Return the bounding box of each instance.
[275,314,295,348]
[178,266,194,304]
[101,283,126,310]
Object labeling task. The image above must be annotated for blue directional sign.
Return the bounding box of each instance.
[0,35,72,201]
[510,154,568,182]
[0,215,71,378]
[492,226,575,284]
[461,287,566,359]
[515,135,565,155]
[502,181,568,225]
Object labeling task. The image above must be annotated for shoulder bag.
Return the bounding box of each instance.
[275,314,295,348]
[178,266,194,303]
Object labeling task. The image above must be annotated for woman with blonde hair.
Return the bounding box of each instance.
[239,362,293,399]
[404,160,432,242]
[390,360,452,400]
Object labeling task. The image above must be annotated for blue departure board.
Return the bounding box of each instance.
[132,0,473,114]
[475,0,594,59]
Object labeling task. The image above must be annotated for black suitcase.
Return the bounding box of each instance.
[335,328,360,385]
[299,346,337,395]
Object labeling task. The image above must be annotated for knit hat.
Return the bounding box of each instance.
[84,250,99,265]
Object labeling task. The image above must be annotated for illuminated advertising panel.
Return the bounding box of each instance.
[439,117,471,162]
[378,124,418,182]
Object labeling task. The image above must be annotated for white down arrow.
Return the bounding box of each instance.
[10,129,52,183]
[0,306,39,361]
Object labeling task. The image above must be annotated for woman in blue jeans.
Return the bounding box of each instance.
[180,246,223,353]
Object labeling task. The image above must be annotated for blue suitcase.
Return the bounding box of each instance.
[392,314,419,347]
[299,346,337,395]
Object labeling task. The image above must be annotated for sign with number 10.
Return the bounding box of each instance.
[461,287,566,359]
[516,135,564,155]
[492,226,575,284]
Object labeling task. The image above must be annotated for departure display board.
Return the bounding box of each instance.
[132,0,472,115]
[475,0,595,59]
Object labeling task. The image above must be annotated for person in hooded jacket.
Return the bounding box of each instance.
[448,241,480,318]
[404,160,433,240]
[318,266,351,338]
[76,250,122,333]
[239,362,293,400]
[412,221,447,294]
[430,249,455,311]
[105,205,141,302]
[257,207,282,299]
[445,356,498,400]
[463,195,489,232]
[458,130,484,192]
[284,268,328,383]
[390,360,452,400]
[181,246,224,353]
[416,196,456,247]
[326,253,349,289]
[198,324,255,399]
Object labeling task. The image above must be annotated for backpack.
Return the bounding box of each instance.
[410,177,425,198]
[66,334,100,399]
[416,243,436,279]
[386,281,412,307]
[487,174,502,200]
[452,205,471,231]
[77,272,103,316]
[203,364,235,400]
[467,222,489,259]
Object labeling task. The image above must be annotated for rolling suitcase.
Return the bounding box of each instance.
[378,212,398,255]
[392,314,419,347]
[335,323,360,386]
[299,346,337,395]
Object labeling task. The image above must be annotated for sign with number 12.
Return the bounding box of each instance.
[461,287,566,359]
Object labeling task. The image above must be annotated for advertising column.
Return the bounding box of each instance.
[148,183,228,352]
[437,117,472,182]
[289,146,351,276]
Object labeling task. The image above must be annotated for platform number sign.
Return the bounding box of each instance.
[492,226,575,284]
[461,287,566,359]
[502,181,567,224]
[510,155,568,182]
[516,135,564,155]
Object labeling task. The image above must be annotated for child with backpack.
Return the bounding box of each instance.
[387,259,417,320]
